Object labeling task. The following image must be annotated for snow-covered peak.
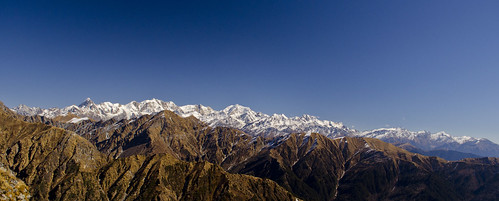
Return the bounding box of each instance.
[12,98,179,121]
[299,114,315,121]
[430,131,453,142]
[12,104,42,116]
[222,104,253,115]
[15,104,31,110]
[177,104,215,119]
[271,113,288,119]
[78,98,95,107]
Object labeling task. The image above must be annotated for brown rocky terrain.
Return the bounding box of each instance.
[0,162,30,200]
[229,133,499,201]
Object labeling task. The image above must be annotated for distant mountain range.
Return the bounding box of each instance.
[359,128,499,157]
[12,98,499,158]
[12,98,351,138]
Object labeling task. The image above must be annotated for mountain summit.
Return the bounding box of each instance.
[78,97,95,107]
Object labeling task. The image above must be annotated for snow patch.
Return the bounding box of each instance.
[68,117,89,123]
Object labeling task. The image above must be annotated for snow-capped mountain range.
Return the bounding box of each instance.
[359,128,499,157]
[11,98,499,157]
[12,98,352,137]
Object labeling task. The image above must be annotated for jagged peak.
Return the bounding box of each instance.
[12,104,40,110]
[369,127,406,132]
[271,113,287,119]
[15,104,29,108]
[432,131,452,137]
[144,98,162,103]
[179,104,211,110]
[222,104,254,115]
[79,98,95,107]
[223,104,250,110]
[301,114,314,119]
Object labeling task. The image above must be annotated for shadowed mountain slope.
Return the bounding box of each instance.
[230,134,450,201]
[229,133,499,201]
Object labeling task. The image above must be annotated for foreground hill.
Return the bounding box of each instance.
[0,102,297,200]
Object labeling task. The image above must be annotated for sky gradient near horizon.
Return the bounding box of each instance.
[1,1,499,142]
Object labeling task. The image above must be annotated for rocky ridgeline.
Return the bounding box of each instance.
[12,98,499,158]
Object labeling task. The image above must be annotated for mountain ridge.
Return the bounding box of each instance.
[12,98,499,157]
[4,100,499,200]
[11,98,352,137]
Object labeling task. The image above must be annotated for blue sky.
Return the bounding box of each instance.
[1,1,499,142]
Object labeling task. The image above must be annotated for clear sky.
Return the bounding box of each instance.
[1,1,498,142]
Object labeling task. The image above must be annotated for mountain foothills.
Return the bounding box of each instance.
[3,99,499,200]
[13,98,499,158]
